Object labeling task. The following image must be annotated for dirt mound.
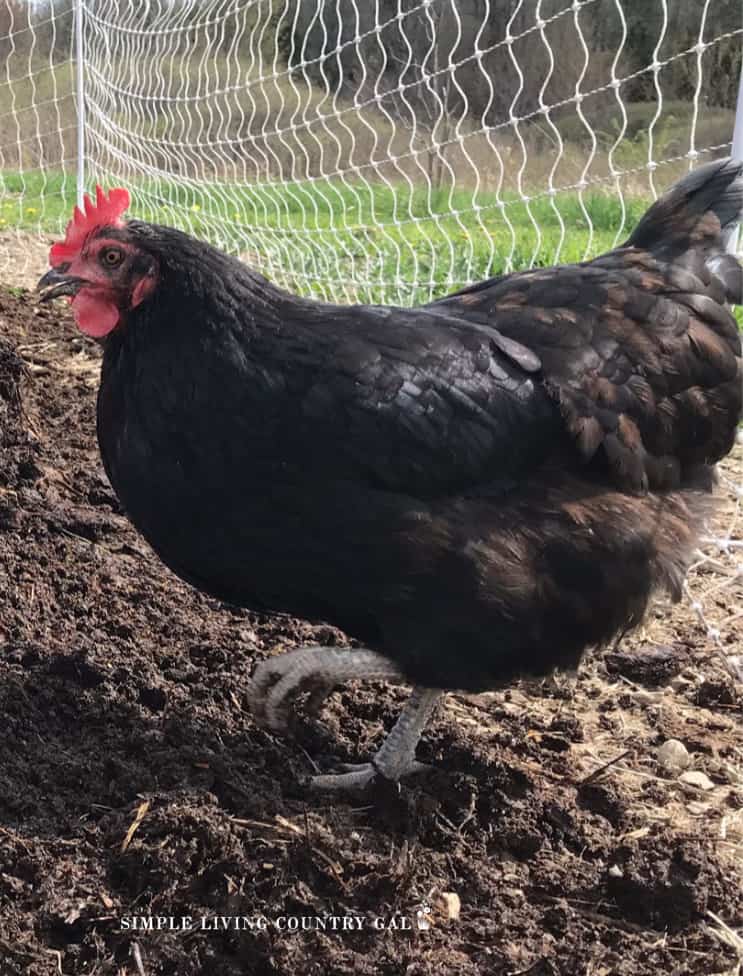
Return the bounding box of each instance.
[0,336,34,493]
[0,286,741,975]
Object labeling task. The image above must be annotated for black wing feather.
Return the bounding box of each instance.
[277,303,559,496]
[434,250,740,491]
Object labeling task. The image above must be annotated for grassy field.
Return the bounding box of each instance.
[0,168,653,301]
[1,168,742,325]
[0,50,736,305]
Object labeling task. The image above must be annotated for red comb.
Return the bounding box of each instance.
[50,185,131,265]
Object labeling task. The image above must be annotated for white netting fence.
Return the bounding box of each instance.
[0,0,741,668]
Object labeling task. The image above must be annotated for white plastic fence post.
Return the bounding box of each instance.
[75,0,85,208]
[727,53,743,255]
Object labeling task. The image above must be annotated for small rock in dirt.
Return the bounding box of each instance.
[686,800,712,816]
[604,644,689,686]
[669,672,694,692]
[436,891,461,921]
[679,770,715,791]
[656,739,690,776]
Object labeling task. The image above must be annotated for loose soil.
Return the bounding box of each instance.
[0,286,742,976]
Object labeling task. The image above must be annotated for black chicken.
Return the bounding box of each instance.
[38,161,743,789]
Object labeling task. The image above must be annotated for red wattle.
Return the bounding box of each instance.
[71,293,120,337]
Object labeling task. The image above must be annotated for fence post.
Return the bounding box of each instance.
[727,51,743,255]
[75,0,85,208]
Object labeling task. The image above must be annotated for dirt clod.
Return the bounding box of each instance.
[604,643,690,685]
[607,838,726,930]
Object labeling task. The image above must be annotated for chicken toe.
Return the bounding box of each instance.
[247,646,403,731]
[309,686,441,789]
[309,760,432,791]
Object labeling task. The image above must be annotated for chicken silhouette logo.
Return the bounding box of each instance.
[416,904,432,931]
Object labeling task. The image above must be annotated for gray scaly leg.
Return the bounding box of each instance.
[247,646,441,789]
[310,686,442,790]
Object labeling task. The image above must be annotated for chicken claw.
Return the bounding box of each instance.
[309,759,432,791]
[308,686,441,789]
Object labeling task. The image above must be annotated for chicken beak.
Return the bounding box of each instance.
[36,268,85,302]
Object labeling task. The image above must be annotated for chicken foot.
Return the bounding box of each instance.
[309,686,441,790]
[247,647,441,789]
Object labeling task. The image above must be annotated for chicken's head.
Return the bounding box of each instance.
[37,186,157,338]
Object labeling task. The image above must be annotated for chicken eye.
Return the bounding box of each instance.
[100,247,124,268]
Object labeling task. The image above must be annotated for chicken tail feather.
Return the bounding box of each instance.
[625,157,743,302]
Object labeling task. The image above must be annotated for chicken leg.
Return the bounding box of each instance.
[247,647,441,789]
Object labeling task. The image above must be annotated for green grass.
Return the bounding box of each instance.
[0,170,77,229]
[2,168,741,325]
[1,168,651,303]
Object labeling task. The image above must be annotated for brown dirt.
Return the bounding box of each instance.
[0,286,742,976]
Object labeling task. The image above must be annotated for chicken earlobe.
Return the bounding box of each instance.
[248,647,441,789]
